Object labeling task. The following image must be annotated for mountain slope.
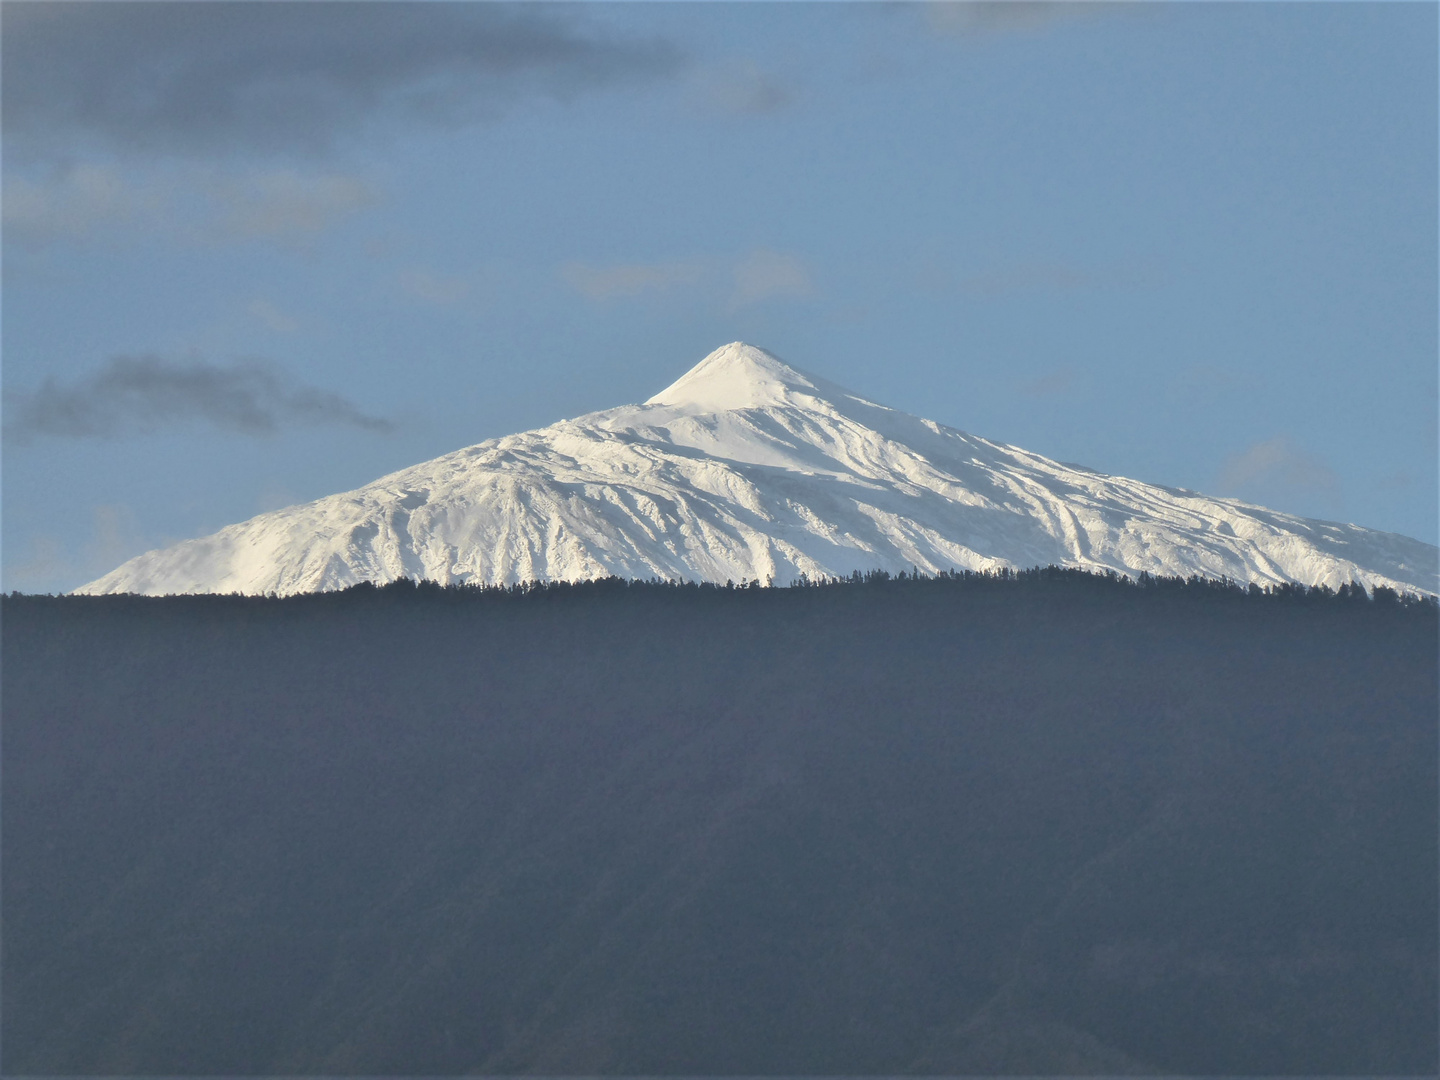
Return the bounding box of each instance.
[75,343,1438,596]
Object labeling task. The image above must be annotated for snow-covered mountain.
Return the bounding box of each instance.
[76,343,1438,597]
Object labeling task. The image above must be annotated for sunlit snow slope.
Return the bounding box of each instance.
[77,343,1438,597]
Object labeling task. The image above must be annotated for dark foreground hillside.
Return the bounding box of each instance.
[3,571,1436,1075]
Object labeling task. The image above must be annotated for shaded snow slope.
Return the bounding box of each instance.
[76,343,1438,597]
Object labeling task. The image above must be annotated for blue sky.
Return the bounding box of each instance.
[4,1,1436,593]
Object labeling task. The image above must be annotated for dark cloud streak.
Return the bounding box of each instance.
[2,2,683,158]
[5,356,394,443]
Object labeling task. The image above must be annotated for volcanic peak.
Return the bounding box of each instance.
[70,341,1440,598]
[644,342,826,413]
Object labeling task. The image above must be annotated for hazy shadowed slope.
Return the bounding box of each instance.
[4,572,1436,1073]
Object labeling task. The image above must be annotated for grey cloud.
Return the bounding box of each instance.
[2,2,683,159]
[5,355,394,443]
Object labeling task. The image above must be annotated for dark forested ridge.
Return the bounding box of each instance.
[4,570,1436,1075]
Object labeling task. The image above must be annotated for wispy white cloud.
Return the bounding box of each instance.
[206,170,377,242]
[914,255,1164,298]
[4,164,379,248]
[1218,436,1342,502]
[923,2,1119,37]
[694,60,794,116]
[730,248,813,308]
[4,533,69,593]
[255,484,301,514]
[1374,470,1415,492]
[1018,367,1079,398]
[959,261,1095,296]
[3,505,149,594]
[560,249,814,309]
[2,163,150,245]
[85,504,146,583]
[562,259,706,300]
[248,299,301,334]
[398,267,473,306]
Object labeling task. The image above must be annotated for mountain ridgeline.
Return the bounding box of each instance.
[5,569,1436,1073]
[75,343,1439,597]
